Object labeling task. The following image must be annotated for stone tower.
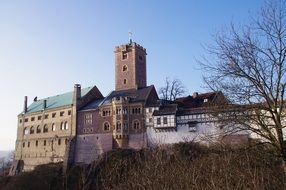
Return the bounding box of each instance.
[115,42,147,91]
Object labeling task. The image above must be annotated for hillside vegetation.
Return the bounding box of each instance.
[0,142,285,190]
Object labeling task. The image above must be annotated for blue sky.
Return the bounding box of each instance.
[0,0,264,150]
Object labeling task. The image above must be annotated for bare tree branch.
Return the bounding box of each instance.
[199,0,286,173]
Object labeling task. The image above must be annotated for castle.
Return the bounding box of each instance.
[10,41,248,175]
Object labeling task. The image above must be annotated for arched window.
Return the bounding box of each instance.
[43,125,48,133]
[122,65,128,71]
[36,125,41,133]
[24,127,29,135]
[116,121,121,132]
[61,122,64,130]
[103,122,110,131]
[133,120,140,130]
[52,123,56,131]
[123,79,127,84]
[30,126,34,134]
[64,122,69,130]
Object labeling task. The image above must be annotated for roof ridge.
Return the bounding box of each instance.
[35,86,94,102]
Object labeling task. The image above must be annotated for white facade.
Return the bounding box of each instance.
[146,111,226,146]
[145,107,159,127]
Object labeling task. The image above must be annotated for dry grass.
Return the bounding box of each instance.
[0,142,285,190]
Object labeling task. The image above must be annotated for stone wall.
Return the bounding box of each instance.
[74,133,113,164]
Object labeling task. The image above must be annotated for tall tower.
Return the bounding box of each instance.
[115,42,147,91]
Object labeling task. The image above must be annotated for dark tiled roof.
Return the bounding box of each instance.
[100,85,155,106]
[175,91,225,109]
[80,98,104,111]
[153,104,177,116]
[24,86,95,114]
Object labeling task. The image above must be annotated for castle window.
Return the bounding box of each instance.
[23,142,25,148]
[38,116,42,120]
[68,110,71,115]
[52,113,56,118]
[64,122,69,130]
[60,111,64,117]
[43,125,48,133]
[123,79,127,84]
[43,140,46,146]
[123,123,128,131]
[157,118,161,125]
[122,52,127,60]
[58,139,61,145]
[139,55,143,60]
[19,119,22,123]
[65,139,68,145]
[123,108,128,115]
[122,65,128,71]
[133,120,140,130]
[61,122,64,130]
[52,123,56,131]
[44,114,49,119]
[132,107,141,114]
[31,117,35,121]
[102,110,111,117]
[24,118,28,122]
[30,126,35,134]
[116,108,122,115]
[103,122,110,131]
[24,127,29,135]
[116,121,121,132]
[35,140,38,147]
[28,142,30,148]
[163,117,168,124]
[36,125,41,133]
[84,114,92,125]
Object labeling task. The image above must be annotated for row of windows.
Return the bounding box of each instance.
[22,138,68,148]
[99,107,141,118]
[81,120,141,133]
[177,114,209,120]
[23,122,69,135]
[115,120,140,131]
[20,110,71,123]
[156,117,169,125]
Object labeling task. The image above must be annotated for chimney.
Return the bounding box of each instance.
[43,100,47,110]
[23,96,28,113]
[73,84,81,105]
[192,92,199,98]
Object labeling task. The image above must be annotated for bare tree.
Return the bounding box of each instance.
[159,77,186,101]
[200,0,286,172]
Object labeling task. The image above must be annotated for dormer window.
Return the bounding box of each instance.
[122,65,128,71]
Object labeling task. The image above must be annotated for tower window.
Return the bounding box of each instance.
[123,79,127,84]
[133,120,140,130]
[103,122,110,131]
[122,65,128,71]
[139,55,143,60]
[122,52,127,60]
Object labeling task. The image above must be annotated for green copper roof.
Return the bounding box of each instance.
[24,86,94,114]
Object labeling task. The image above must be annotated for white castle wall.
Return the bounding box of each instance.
[146,122,222,146]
